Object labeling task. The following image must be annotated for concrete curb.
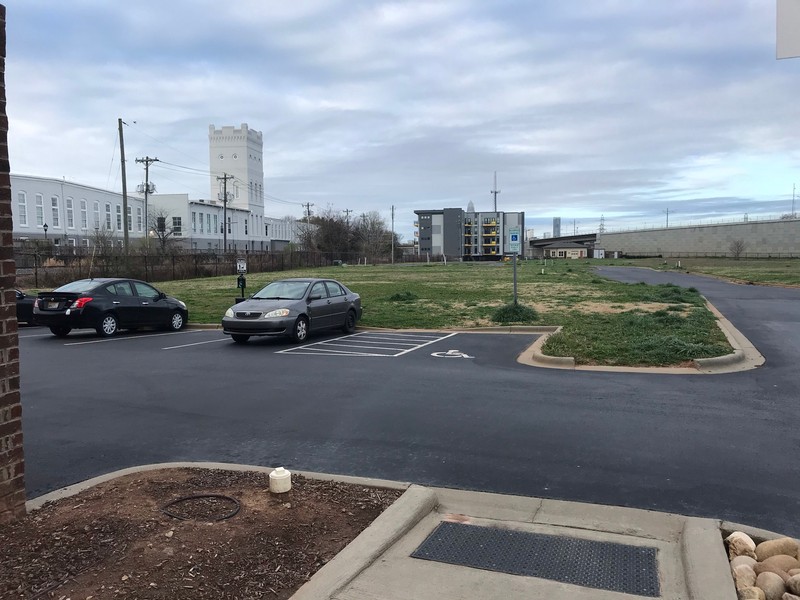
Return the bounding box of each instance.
[291,485,437,600]
[26,461,411,511]
[693,299,765,373]
[680,517,737,600]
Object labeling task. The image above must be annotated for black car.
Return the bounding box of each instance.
[34,278,189,337]
[15,289,35,325]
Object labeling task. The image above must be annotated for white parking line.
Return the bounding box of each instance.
[17,332,54,339]
[277,331,459,357]
[64,330,204,346]
[163,337,230,350]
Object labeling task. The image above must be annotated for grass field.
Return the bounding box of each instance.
[157,260,732,367]
[605,257,800,286]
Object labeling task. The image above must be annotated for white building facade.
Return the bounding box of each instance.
[11,174,146,250]
[12,123,306,252]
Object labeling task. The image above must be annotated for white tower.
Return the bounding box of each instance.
[208,124,264,219]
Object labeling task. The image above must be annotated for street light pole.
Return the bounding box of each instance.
[43,222,48,242]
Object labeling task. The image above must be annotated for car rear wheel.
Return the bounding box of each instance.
[342,309,357,333]
[49,326,71,338]
[292,316,309,343]
[97,313,119,337]
[168,310,185,331]
[231,334,250,344]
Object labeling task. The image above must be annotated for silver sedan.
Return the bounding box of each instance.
[221,277,363,344]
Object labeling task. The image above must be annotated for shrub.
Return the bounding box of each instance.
[491,303,539,324]
[388,291,419,302]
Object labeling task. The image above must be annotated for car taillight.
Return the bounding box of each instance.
[70,297,93,309]
[34,299,39,308]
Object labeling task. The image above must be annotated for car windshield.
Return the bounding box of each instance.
[53,280,97,294]
[252,280,310,300]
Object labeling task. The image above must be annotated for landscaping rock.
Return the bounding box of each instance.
[757,539,800,562]
[733,565,758,590]
[737,587,765,600]
[763,556,800,573]
[755,562,791,583]
[728,531,758,560]
[782,594,800,600]
[732,556,759,569]
[788,575,800,595]
[757,571,787,600]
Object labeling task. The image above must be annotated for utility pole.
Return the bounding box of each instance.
[343,208,353,225]
[793,184,796,217]
[217,173,234,251]
[490,171,501,212]
[303,203,314,249]
[118,118,129,252]
[573,219,577,235]
[391,205,395,265]
[136,156,159,241]
[663,208,671,228]
[599,214,606,233]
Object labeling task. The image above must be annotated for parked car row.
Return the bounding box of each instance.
[16,276,362,343]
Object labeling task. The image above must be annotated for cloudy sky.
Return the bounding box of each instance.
[6,1,800,240]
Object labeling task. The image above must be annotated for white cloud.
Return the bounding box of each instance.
[6,0,800,238]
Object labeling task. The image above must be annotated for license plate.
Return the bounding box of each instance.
[47,302,59,309]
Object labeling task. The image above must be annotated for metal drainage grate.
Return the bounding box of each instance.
[411,522,660,597]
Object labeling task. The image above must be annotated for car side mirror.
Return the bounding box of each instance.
[308,293,322,301]
[157,292,166,300]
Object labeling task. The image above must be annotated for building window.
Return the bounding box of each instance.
[227,216,231,234]
[80,199,88,229]
[234,183,239,199]
[116,205,122,230]
[206,214,211,234]
[66,197,74,228]
[245,218,248,235]
[265,223,269,236]
[51,196,60,227]
[213,214,218,234]
[137,207,143,232]
[93,201,100,230]
[82,238,90,248]
[127,206,132,231]
[17,192,27,226]
[105,203,112,230]
[192,211,197,233]
[172,217,182,234]
[199,212,204,233]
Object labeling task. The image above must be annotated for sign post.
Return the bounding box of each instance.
[508,227,521,305]
[236,258,247,299]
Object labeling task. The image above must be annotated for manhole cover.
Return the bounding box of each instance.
[411,522,660,597]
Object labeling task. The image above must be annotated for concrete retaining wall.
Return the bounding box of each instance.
[597,219,800,257]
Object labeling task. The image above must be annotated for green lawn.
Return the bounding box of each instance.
[157,260,732,367]
[604,257,800,286]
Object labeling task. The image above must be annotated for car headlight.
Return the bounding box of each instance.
[177,300,187,309]
[264,308,290,318]
[224,308,234,318]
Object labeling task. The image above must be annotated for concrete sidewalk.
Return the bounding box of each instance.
[294,483,738,600]
[29,463,748,600]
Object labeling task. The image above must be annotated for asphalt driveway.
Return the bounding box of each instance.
[18,268,800,536]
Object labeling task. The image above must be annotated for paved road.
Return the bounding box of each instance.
[18,269,800,535]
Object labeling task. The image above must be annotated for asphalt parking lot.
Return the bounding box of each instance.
[17,269,800,536]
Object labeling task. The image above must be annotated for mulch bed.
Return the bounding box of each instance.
[0,468,403,599]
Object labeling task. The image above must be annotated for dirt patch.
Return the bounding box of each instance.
[0,468,403,600]
[571,301,685,314]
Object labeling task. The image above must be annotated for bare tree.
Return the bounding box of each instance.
[148,208,179,254]
[729,239,747,260]
[354,211,391,262]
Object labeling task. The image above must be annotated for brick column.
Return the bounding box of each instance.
[0,3,26,524]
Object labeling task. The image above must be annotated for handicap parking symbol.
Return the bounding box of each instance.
[431,349,474,359]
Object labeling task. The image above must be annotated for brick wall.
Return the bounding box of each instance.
[0,3,26,524]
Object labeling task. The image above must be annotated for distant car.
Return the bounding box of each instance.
[221,277,362,344]
[34,278,189,338]
[15,289,35,325]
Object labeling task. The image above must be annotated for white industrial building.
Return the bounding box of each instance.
[10,123,304,251]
